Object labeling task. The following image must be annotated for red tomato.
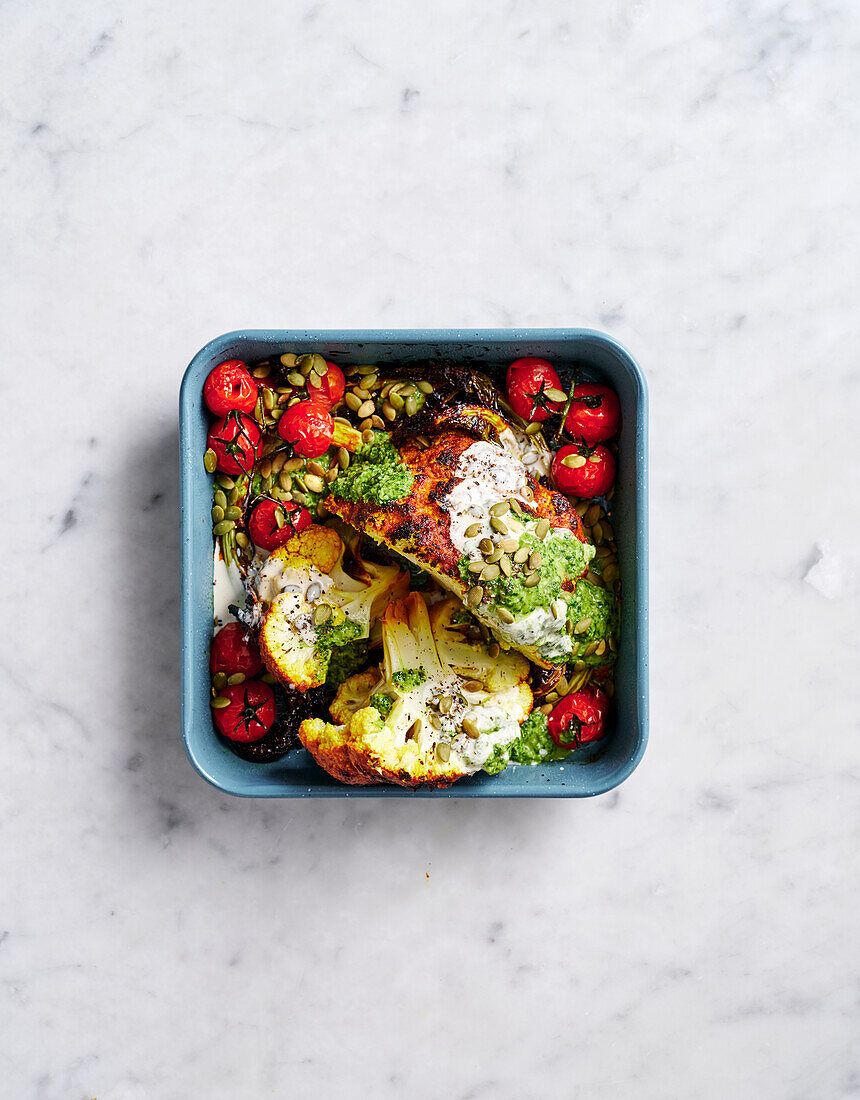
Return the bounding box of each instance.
[563,384,621,444]
[207,412,262,475]
[203,360,258,416]
[210,622,263,677]
[212,680,276,743]
[248,499,312,552]
[552,443,615,498]
[306,362,345,408]
[277,401,333,458]
[506,358,566,422]
[548,686,608,749]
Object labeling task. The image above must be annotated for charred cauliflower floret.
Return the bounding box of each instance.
[257,526,408,692]
[299,592,532,787]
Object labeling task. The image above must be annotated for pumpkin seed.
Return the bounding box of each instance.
[529,551,543,570]
[490,501,511,518]
[458,718,479,740]
[311,354,327,375]
[509,499,523,516]
[535,519,550,540]
[497,607,515,624]
[499,555,512,577]
[545,691,559,703]
[284,457,304,473]
[226,672,246,686]
[304,474,325,494]
[479,537,494,554]
[498,537,518,554]
[216,474,235,489]
[514,547,530,564]
[254,364,274,378]
[279,353,298,369]
[461,680,483,693]
[602,520,614,541]
[467,586,484,607]
[439,695,453,714]
[417,435,431,447]
[285,371,304,388]
[586,570,602,586]
[356,399,374,418]
[316,502,329,518]
[213,489,227,510]
[404,395,418,416]
[556,676,570,696]
[609,636,618,653]
[344,391,362,412]
[353,385,371,401]
[305,461,324,477]
[522,486,534,501]
[573,659,586,671]
[278,472,292,491]
[488,642,500,658]
[437,742,451,761]
[326,467,339,484]
[524,422,543,436]
[591,521,603,543]
[224,506,242,520]
[523,572,540,588]
[596,640,606,656]
[378,403,394,421]
[482,548,501,565]
[389,390,405,411]
[371,415,385,429]
[584,641,599,657]
[429,713,442,730]
[258,458,272,480]
[490,517,509,535]
[356,363,377,375]
[574,617,593,634]
[605,680,615,698]
[211,505,224,523]
[338,447,350,470]
[464,522,482,538]
[467,560,485,573]
[540,703,554,715]
[574,501,589,517]
[361,429,374,444]
[364,373,379,388]
[314,605,332,625]
[562,454,586,469]
[551,600,565,621]
[482,563,500,582]
[359,418,372,431]
[417,380,434,394]
[210,696,231,709]
[212,672,227,690]
[227,487,240,506]
[292,475,307,492]
[236,532,250,548]
[204,448,218,473]
[291,491,308,505]
[546,388,567,403]
[213,519,235,536]
[273,506,286,529]
[584,503,602,526]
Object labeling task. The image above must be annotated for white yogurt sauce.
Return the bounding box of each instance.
[213,545,245,628]
[443,441,530,557]
[498,603,573,662]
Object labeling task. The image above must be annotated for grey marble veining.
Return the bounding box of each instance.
[1,1,858,1097]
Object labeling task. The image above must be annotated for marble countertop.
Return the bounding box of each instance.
[2,1,858,1096]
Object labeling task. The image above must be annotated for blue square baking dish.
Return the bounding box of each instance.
[180,329,648,798]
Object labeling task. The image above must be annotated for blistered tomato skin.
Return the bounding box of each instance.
[203,360,259,417]
[306,363,346,408]
[548,686,608,748]
[277,401,334,458]
[207,413,262,475]
[563,384,621,445]
[213,680,276,743]
[506,358,565,422]
[210,622,264,677]
[248,500,312,552]
[552,443,615,498]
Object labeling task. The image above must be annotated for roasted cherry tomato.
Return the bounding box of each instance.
[552,442,615,498]
[277,400,333,458]
[210,622,263,678]
[207,412,262,475]
[203,360,258,416]
[563,383,621,444]
[506,358,566,422]
[248,499,312,553]
[548,686,609,749]
[306,362,345,408]
[212,680,276,743]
